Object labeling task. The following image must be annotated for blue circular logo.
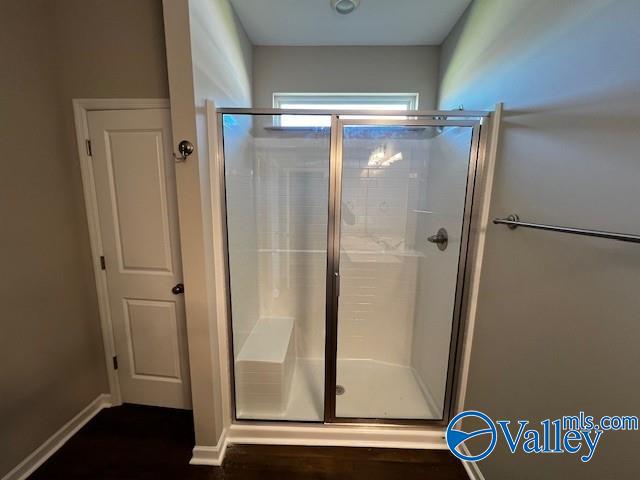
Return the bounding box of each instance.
[446,410,497,462]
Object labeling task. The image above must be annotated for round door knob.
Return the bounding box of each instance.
[172,283,184,295]
[173,140,194,162]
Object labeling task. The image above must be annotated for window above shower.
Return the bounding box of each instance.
[272,93,419,127]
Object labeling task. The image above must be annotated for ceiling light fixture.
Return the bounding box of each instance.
[331,0,360,15]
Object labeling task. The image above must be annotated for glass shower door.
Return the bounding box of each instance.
[332,120,478,421]
[222,113,331,421]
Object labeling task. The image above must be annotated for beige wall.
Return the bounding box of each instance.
[0,0,169,476]
[252,46,439,109]
[439,1,640,478]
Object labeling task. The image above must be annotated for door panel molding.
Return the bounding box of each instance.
[123,298,182,382]
[73,98,171,406]
[105,129,175,274]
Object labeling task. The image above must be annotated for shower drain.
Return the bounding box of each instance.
[336,385,345,395]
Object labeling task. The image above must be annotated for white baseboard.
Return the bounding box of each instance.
[228,423,447,449]
[460,445,486,480]
[190,429,229,466]
[2,394,112,480]
[190,421,448,467]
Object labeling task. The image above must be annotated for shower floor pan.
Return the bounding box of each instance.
[236,358,439,422]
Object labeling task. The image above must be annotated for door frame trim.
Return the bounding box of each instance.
[72,98,170,405]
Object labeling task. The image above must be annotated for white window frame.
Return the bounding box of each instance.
[272,93,419,127]
[273,92,419,111]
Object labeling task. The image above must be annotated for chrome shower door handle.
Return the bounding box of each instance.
[427,228,448,251]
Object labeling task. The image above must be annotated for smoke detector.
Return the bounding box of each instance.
[331,0,360,15]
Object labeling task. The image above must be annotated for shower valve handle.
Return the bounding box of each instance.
[427,228,448,251]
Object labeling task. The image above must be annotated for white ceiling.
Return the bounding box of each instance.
[229,0,472,46]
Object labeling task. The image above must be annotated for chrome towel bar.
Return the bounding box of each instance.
[493,214,640,244]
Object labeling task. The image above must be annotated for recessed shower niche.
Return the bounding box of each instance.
[218,109,482,424]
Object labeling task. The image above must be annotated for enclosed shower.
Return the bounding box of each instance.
[217,109,482,425]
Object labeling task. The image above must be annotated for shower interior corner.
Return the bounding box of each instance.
[224,114,470,422]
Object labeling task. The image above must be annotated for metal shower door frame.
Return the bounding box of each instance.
[324,117,482,427]
[216,109,484,428]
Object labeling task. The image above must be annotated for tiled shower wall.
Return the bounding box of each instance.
[338,133,427,365]
[228,123,470,397]
[253,130,431,366]
[225,116,260,354]
[254,130,331,360]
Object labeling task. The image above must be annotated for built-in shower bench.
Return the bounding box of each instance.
[235,317,295,416]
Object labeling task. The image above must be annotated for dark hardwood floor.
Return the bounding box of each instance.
[29,404,468,479]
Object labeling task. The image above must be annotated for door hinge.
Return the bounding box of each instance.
[112,356,118,370]
[100,255,106,270]
[85,139,92,156]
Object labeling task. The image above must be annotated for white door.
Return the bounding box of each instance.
[88,108,191,409]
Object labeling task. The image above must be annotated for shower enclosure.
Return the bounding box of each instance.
[217,108,483,426]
